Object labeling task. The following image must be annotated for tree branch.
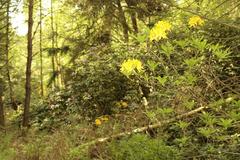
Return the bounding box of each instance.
[79,106,207,148]
[165,1,240,30]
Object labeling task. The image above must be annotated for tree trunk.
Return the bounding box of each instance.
[101,0,114,45]
[116,0,129,43]
[5,0,16,110]
[51,0,56,89]
[125,0,138,34]
[22,0,34,128]
[55,19,63,89]
[0,92,4,127]
[39,0,44,97]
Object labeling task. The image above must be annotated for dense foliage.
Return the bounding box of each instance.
[0,0,240,159]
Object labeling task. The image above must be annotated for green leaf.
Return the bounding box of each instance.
[201,112,217,127]
[229,111,240,121]
[184,72,197,85]
[209,99,225,108]
[214,49,230,59]
[175,121,189,130]
[135,28,150,43]
[210,43,231,60]
[145,111,157,122]
[175,39,188,49]
[183,100,195,110]
[174,78,184,86]
[218,118,233,129]
[156,76,168,86]
[191,37,208,52]
[147,60,158,71]
[184,56,203,68]
[175,136,189,147]
[156,108,174,116]
[198,127,216,138]
[160,42,174,58]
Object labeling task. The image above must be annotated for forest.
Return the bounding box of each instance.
[0,0,240,159]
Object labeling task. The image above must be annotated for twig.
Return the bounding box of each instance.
[165,1,240,30]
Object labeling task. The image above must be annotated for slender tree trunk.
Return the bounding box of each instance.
[39,0,44,97]
[130,13,138,34]
[5,0,16,110]
[116,0,129,43]
[51,0,56,89]
[0,92,4,127]
[22,0,34,127]
[51,57,56,88]
[0,1,6,127]
[125,0,138,34]
[102,0,113,45]
[55,20,63,89]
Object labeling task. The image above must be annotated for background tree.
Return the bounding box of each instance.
[0,0,8,127]
[39,0,43,96]
[0,78,5,127]
[22,0,34,127]
[5,0,16,110]
[0,0,240,159]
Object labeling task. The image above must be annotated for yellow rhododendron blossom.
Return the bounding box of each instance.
[149,20,172,41]
[101,116,109,121]
[116,100,128,108]
[121,101,128,108]
[155,21,172,31]
[95,118,101,126]
[188,16,204,27]
[120,59,143,76]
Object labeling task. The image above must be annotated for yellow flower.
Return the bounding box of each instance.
[132,59,143,72]
[101,115,109,121]
[155,21,172,31]
[188,16,204,27]
[149,20,172,41]
[120,59,143,76]
[116,100,128,108]
[95,118,102,126]
[120,101,128,108]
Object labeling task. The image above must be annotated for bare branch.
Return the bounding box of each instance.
[79,106,207,148]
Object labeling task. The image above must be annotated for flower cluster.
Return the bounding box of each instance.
[116,100,128,108]
[95,115,109,126]
[188,16,204,27]
[120,59,143,77]
[149,21,172,41]
[95,118,101,126]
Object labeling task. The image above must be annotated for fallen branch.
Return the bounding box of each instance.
[80,106,207,148]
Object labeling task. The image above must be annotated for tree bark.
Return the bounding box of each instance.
[39,0,44,97]
[51,0,56,89]
[55,19,63,89]
[0,92,4,127]
[125,0,138,34]
[22,0,34,127]
[116,0,129,43]
[5,0,16,110]
[101,0,114,45]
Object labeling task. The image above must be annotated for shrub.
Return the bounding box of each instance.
[108,134,182,160]
[0,134,16,160]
